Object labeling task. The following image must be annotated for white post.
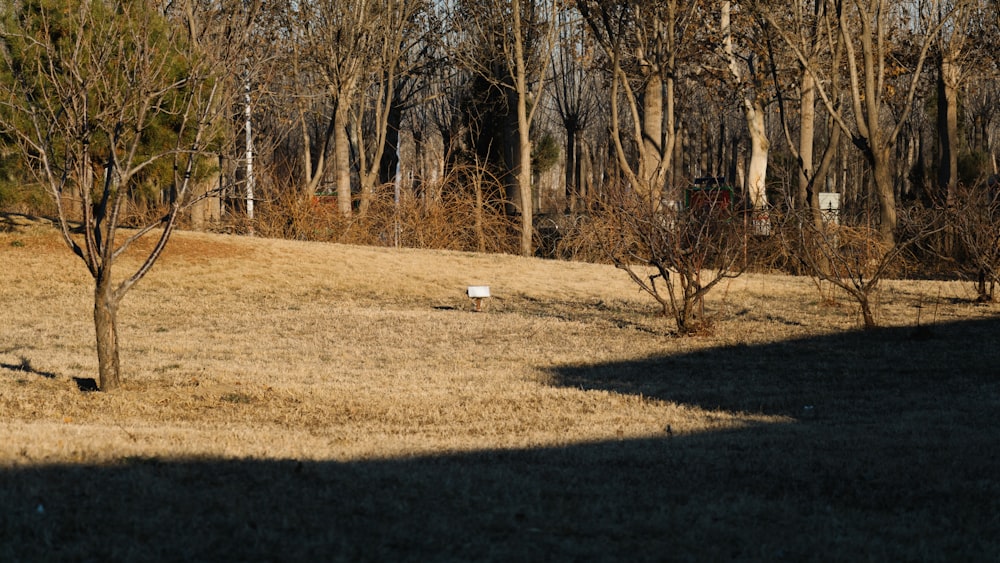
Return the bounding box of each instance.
[394,136,401,248]
[244,64,254,223]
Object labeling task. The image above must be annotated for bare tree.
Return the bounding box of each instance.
[765,0,953,244]
[455,0,559,256]
[0,0,231,390]
[294,0,423,215]
[758,0,843,226]
[602,189,748,335]
[722,1,770,211]
[933,0,981,205]
[577,0,694,204]
[551,7,598,212]
[187,0,275,228]
[352,0,425,216]
[949,182,1000,302]
[784,205,943,329]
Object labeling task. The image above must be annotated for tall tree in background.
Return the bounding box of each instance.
[812,0,945,243]
[761,0,843,226]
[296,0,379,214]
[352,0,425,215]
[551,6,597,212]
[0,0,232,390]
[375,6,436,189]
[722,0,770,211]
[456,0,558,256]
[934,0,978,205]
[293,0,425,216]
[186,0,271,226]
[577,0,692,205]
[768,0,954,243]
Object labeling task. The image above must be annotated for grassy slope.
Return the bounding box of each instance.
[1,224,998,561]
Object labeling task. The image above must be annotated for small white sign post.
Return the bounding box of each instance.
[818,192,841,224]
[467,286,491,312]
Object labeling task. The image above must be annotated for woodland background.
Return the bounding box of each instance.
[3,3,1000,556]
[2,0,999,258]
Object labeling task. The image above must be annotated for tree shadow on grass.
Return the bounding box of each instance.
[2,318,1000,561]
[0,357,57,379]
[553,316,1000,419]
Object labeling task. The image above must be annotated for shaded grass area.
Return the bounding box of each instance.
[3,319,999,561]
[3,430,995,562]
[554,316,1000,418]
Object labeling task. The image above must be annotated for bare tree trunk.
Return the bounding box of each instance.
[859,295,876,330]
[565,126,577,211]
[798,70,816,211]
[475,171,486,253]
[873,145,897,243]
[379,98,404,186]
[509,0,549,257]
[663,51,677,194]
[334,102,352,215]
[300,112,332,198]
[938,56,960,205]
[723,0,768,210]
[745,99,770,209]
[580,138,593,203]
[94,272,121,391]
[516,91,534,257]
[641,72,664,197]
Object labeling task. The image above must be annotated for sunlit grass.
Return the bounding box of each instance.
[0,226,992,463]
[0,227,789,462]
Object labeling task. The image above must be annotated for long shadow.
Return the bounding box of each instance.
[2,319,999,561]
[554,316,1000,419]
[1,357,57,379]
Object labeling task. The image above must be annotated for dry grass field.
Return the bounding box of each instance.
[2,218,999,561]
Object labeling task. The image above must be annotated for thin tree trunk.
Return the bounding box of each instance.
[244,69,254,223]
[663,53,676,196]
[811,123,842,229]
[565,125,577,212]
[475,170,486,253]
[302,111,335,198]
[798,70,816,211]
[379,99,404,186]
[517,93,533,256]
[512,0,535,257]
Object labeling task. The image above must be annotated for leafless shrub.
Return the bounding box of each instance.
[250,188,340,241]
[599,188,749,335]
[546,211,614,264]
[742,214,802,274]
[252,164,519,254]
[783,205,942,329]
[947,183,1000,302]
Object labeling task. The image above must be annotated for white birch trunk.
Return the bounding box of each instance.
[244,67,254,222]
[744,99,769,209]
[723,1,769,210]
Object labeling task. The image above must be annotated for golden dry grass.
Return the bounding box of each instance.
[1,222,999,561]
